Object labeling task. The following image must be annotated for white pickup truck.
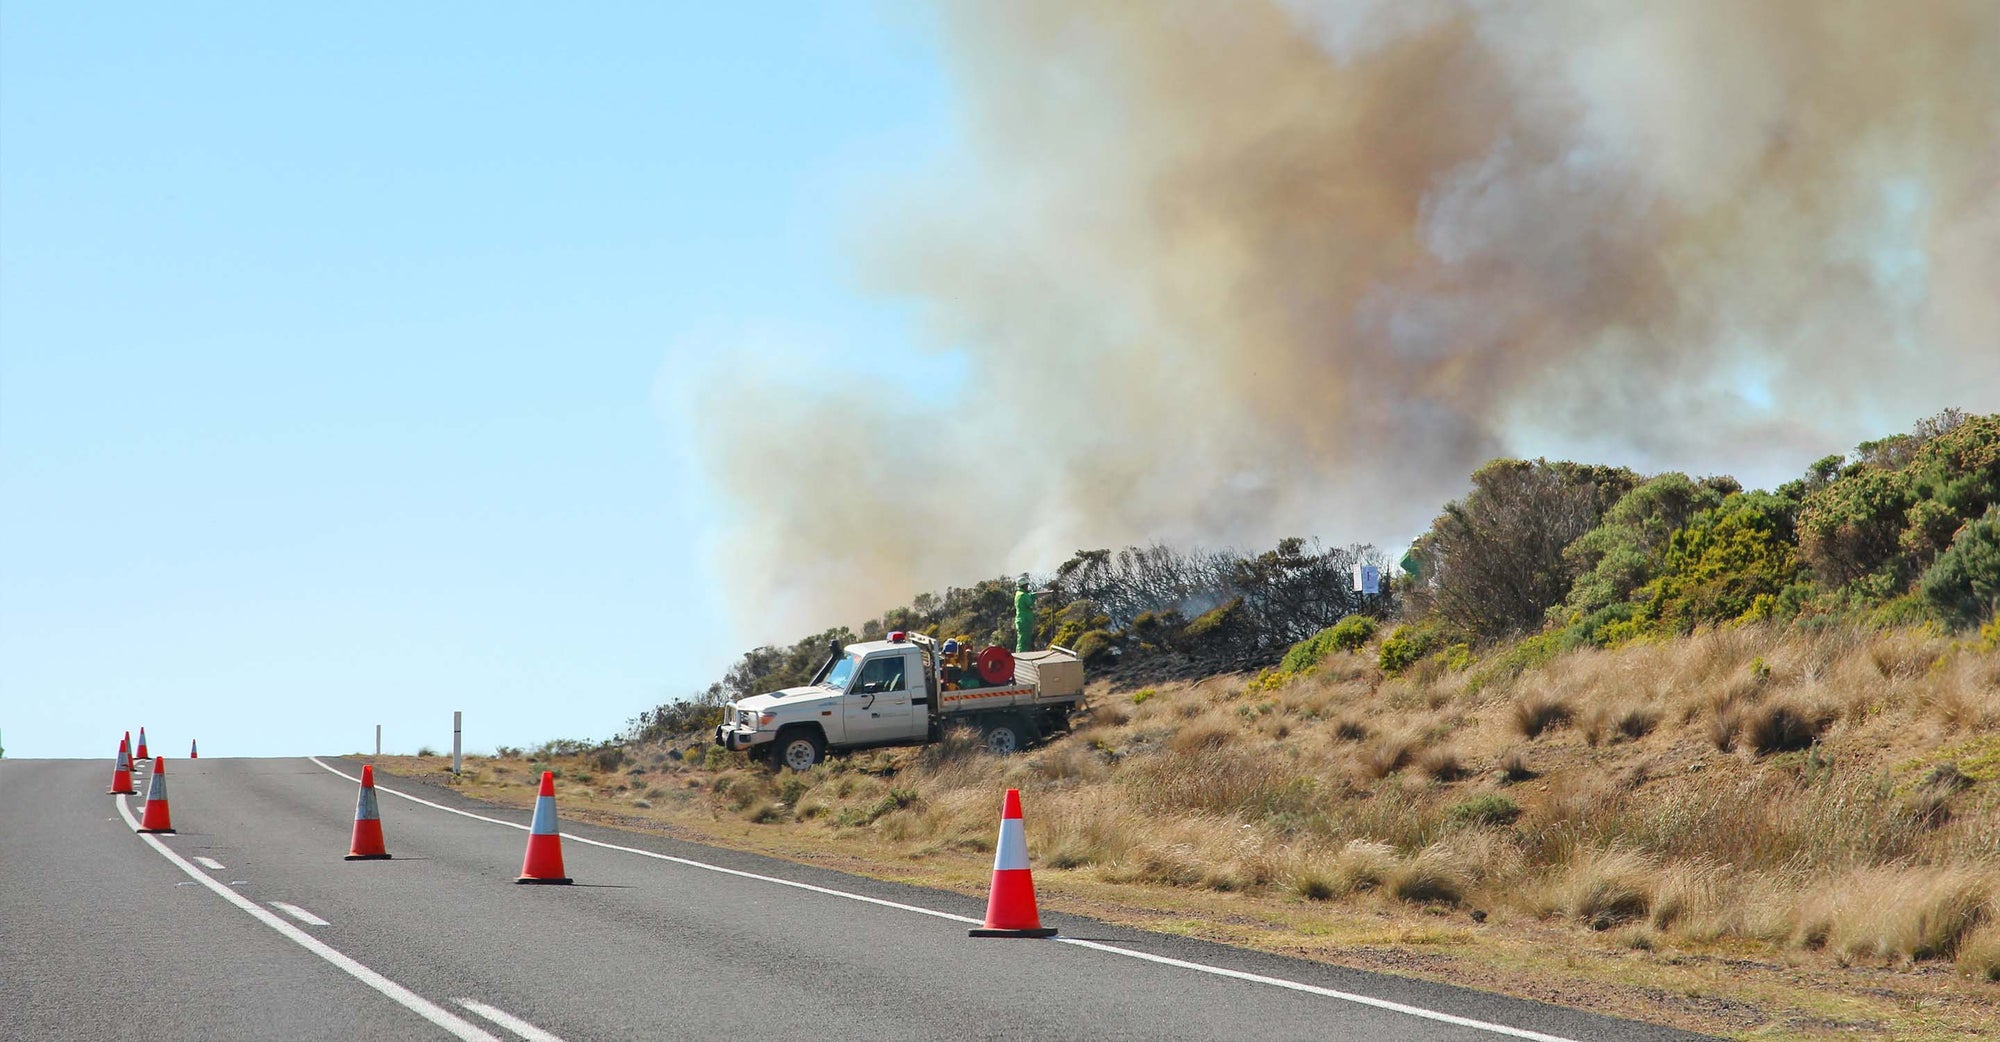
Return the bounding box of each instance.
[713,633,1085,771]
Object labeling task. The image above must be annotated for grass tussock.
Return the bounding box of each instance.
[1495,748,1537,783]
[1511,693,1574,738]
[1548,848,1656,929]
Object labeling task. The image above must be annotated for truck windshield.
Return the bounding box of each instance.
[820,654,858,690]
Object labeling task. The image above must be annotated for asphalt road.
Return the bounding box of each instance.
[0,756,1713,1042]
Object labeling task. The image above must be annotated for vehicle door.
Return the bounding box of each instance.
[843,651,918,744]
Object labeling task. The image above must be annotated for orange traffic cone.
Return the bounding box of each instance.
[189,738,198,759]
[515,771,571,884]
[969,788,1056,938]
[345,765,391,860]
[108,738,137,795]
[135,727,149,761]
[137,757,174,833]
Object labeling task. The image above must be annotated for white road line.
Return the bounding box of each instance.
[455,999,569,1042]
[193,856,226,870]
[308,757,1579,1042]
[114,794,499,1042]
[270,901,331,927]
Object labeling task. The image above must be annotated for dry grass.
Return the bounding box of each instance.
[393,623,2000,1042]
[1546,848,1656,929]
[1361,733,1416,778]
[1511,692,1574,738]
[1741,698,1835,755]
[1955,918,2000,981]
[1495,748,1536,783]
[1417,745,1468,781]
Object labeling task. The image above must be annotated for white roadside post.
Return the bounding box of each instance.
[375,724,382,757]
[452,711,462,775]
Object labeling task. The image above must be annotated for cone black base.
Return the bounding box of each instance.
[968,927,1057,938]
[515,877,573,885]
[137,828,176,835]
[344,853,393,861]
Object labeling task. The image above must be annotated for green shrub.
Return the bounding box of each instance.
[1177,598,1245,649]
[1073,629,1118,665]
[1643,490,1807,632]
[1275,614,1375,676]
[1446,794,1521,828]
[1922,505,2000,629]
[1379,623,1443,675]
[1553,472,1735,626]
[1328,614,1377,651]
[1131,688,1156,705]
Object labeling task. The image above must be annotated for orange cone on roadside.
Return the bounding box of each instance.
[108,738,137,795]
[515,771,571,884]
[969,788,1057,938]
[135,727,149,760]
[189,739,198,759]
[345,765,391,860]
[137,757,174,833]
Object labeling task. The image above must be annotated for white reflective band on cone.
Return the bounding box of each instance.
[146,767,167,801]
[993,816,1029,871]
[356,785,381,821]
[529,796,559,835]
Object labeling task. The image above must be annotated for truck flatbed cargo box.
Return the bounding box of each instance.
[1014,648,1084,699]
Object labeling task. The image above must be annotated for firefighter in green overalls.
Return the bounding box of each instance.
[1014,576,1046,653]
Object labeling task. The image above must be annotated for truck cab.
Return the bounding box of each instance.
[715,640,936,769]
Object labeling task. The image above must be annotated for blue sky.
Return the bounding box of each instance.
[1,3,954,757]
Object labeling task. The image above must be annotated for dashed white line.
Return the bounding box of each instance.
[193,856,226,870]
[114,794,499,1042]
[455,999,569,1042]
[308,757,1580,1042]
[270,901,331,927]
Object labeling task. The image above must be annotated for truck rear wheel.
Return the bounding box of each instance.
[774,729,824,771]
[981,718,1023,756]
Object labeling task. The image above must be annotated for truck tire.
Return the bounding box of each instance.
[981,717,1023,756]
[773,728,824,772]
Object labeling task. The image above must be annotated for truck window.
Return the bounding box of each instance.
[857,656,905,693]
[822,654,858,690]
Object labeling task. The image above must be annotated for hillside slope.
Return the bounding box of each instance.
[395,622,1998,1041]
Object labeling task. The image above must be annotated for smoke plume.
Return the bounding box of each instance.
[690,0,2000,637]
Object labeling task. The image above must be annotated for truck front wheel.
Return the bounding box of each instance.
[981,718,1023,756]
[774,729,825,771]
